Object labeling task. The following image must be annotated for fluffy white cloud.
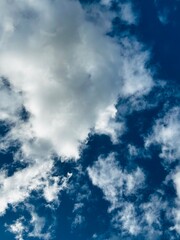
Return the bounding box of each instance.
[0,0,153,160]
[145,107,180,162]
[95,105,124,143]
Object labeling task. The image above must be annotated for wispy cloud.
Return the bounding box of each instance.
[145,107,180,162]
[87,153,145,235]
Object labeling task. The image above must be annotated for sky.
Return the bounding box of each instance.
[0,0,179,239]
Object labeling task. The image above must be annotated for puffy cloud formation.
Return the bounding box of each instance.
[0,0,153,160]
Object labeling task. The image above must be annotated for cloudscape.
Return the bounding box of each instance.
[0,0,179,239]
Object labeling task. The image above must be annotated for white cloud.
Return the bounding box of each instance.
[0,78,22,122]
[145,106,180,236]
[28,209,51,240]
[141,193,165,229]
[145,107,180,162]
[120,2,138,25]
[88,153,145,234]
[113,203,140,235]
[88,153,123,209]
[171,168,180,234]
[121,39,154,96]
[174,170,180,200]
[127,144,139,157]
[95,105,124,143]
[7,218,27,240]
[0,0,153,160]
[87,153,173,237]
[72,214,85,228]
[0,160,71,215]
[88,153,145,210]
[101,0,138,25]
[101,0,113,7]
[7,205,52,240]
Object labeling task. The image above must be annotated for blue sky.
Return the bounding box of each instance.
[0,0,179,239]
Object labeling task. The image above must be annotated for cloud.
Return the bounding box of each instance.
[171,168,180,234]
[0,77,22,122]
[6,205,53,240]
[87,152,177,238]
[145,106,180,236]
[100,0,113,7]
[87,153,145,231]
[145,107,180,162]
[100,0,138,25]
[112,202,140,235]
[0,160,71,215]
[0,0,153,160]
[28,207,52,240]
[88,153,145,209]
[120,1,139,25]
[7,217,27,240]
[95,105,124,143]
[154,0,179,25]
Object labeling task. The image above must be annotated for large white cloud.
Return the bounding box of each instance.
[0,0,153,160]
